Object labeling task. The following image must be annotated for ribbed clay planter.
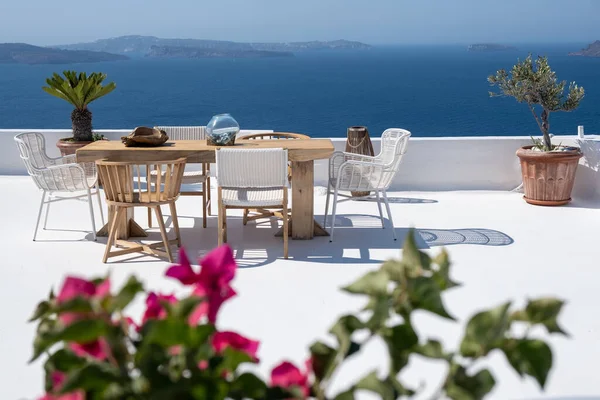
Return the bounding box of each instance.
[56,138,92,156]
[516,145,582,206]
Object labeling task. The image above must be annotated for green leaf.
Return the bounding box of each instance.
[445,365,496,400]
[407,276,455,320]
[413,339,449,360]
[108,275,144,312]
[502,339,553,389]
[330,315,364,358]
[220,347,256,372]
[174,296,204,320]
[44,348,86,372]
[355,370,394,400]
[310,341,337,381]
[460,302,511,358]
[230,372,268,399]
[402,228,431,270]
[54,297,93,315]
[59,363,121,393]
[29,301,51,322]
[334,389,355,400]
[432,249,461,291]
[525,298,568,336]
[56,318,110,343]
[342,269,389,296]
[142,318,214,348]
[365,295,390,332]
[382,324,418,373]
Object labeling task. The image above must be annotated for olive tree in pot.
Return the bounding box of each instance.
[43,71,116,156]
[488,55,585,206]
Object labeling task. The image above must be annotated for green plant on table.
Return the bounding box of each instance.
[42,71,116,142]
[30,231,566,399]
[488,54,584,151]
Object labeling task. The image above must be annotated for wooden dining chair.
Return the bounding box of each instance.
[215,148,290,259]
[149,126,211,228]
[96,158,186,263]
[236,132,309,224]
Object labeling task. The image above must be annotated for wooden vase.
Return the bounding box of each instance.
[345,126,375,197]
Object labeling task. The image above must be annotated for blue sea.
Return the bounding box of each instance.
[1,44,599,137]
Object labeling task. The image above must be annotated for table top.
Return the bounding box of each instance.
[76,137,334,163]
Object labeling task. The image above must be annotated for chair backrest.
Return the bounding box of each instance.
[97,158,186,204]
[216,148,288,188]
[237,132,310,141]
[377,129,411,189]
[155,126,206,140]
[14,132,51,171]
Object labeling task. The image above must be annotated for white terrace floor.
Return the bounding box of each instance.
[2,175,599,400]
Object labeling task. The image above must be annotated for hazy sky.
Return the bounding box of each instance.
[1,0,599,45]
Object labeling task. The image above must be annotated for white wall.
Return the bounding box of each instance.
[3,129,600,201]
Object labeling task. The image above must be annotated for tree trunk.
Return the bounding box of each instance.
[71,108,93,142]
[541,109,551,151]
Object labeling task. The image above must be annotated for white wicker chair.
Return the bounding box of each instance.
[324,128,411,242]
[216,148,290,258]
[14,132,105,241]
[152,126,211,228]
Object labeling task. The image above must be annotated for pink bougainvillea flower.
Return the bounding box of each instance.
[212,331,260,362]
[140,292,177,326]
[167,246,238,324]
[56,277,111,325]
[270,360,312,397]
[37,371,85,400]
[69,338,110,361]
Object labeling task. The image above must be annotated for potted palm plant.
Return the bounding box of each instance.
[43,71,116,155]
[488,55,585,206]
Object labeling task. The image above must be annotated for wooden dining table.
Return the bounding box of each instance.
[76,136,335,240]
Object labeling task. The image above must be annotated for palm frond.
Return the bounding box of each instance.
[42,70,116,110]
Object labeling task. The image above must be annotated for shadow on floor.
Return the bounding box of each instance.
[42,212,514,267]
[418,228,514,246]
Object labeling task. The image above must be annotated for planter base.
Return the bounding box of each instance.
[523,196,571,207]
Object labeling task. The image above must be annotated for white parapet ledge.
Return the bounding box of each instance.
[2,129,599,201]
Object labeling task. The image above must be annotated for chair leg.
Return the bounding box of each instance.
[206,164,212,216]
[103,207,122,263]
[242,208,249,226]
[202,182,207,229]
[323,182,331,228]
[87,189,97,241]
[154,206,173,262]
[33,191,46,241]
[382,191,397,241]
[283,198,289,259]
[375,190,385,229]
[95,185,105,226]
[43,195,51,229]
[169,202,182,248]
[147,208,152,228]
[329,188,339,243]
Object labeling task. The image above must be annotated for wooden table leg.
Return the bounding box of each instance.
[290,161,329,239]
[96,205,147,239]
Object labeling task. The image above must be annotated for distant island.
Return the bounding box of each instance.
[0,43,128,65]
[569,40,600,57]
[55,35,372,59]
[147,45,293,59]
[468,43,517,52]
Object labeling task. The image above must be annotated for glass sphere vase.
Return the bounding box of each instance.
[206,114,240,146]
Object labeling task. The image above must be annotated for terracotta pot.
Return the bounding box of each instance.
[516,145,582,206]
[56,138,92,156]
